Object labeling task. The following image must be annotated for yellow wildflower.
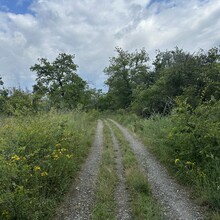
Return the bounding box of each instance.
[34,166,41,171]
[11,155,20,161]
[41,171,48,177]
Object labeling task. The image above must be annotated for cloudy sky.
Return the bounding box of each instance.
[0,0,220,91]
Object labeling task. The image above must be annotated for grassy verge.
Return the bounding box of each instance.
[0,111,97,220]
[91,122,117,220]
[110,121,162,220]
[113,110,220,219]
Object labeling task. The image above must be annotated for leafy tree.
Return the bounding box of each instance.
[133,47,220,116]
[0,76,5,113]
[0,75,3,86]
[30,53,87,109]
[104,47,150,110]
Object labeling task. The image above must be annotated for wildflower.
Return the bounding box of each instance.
[11,155,20,161]
[175,158,180,164]
[34,166,41,171]
[41,171,48,177]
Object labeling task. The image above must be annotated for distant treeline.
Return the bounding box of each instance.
[0,46,219,116]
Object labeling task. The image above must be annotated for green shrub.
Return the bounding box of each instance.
[166,100,220,209]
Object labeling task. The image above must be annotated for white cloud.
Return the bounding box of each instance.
[0,0,219,90]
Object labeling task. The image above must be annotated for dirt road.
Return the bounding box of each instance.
[54,119,203,220]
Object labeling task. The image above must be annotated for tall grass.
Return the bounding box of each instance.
[0,111,97,220]
[113,101,220,218]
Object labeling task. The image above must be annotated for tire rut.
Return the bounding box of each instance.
[105,121,132,220]
[110,119,203,220]
[54,120,104,220]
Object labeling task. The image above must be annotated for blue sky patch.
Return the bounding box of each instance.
[0,0,33,14]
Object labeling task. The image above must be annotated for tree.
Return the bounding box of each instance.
[30,53,87,109]
[104,47,150,110]
[132,47,220,116]
[0,76,5,114]
[0,76,3,86]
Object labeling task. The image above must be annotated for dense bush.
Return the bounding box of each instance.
[166,100,220,209]
[0,111,97,219]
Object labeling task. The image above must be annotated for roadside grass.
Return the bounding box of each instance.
[110,121,162,220]
[113,111,220,219]
[91,122,117,220]
[0,111,97,220]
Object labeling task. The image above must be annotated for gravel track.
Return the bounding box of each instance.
[111,119,203,220]
[54,120,104,220]
[105,121,132,220]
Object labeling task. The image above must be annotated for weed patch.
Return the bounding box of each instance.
[0,111,96,219]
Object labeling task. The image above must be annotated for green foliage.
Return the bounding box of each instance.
[0,76,3,86]
[104,46,220,116]
[104,47,151,110]
[114,99,220,214]
[31,53,87,110]
[0,111,96,219]
[166,100,220,209]
[0,88,34,116]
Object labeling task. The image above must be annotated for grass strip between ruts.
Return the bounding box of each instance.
[110,121,162,220]
[91,122,118,220]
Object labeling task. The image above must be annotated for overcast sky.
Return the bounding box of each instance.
[0,0,220,91]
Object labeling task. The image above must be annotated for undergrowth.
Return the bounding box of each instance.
[0,110,97,220]
[112,100,220,218]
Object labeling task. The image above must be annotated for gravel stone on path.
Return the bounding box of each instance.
[54,120,104,220]
[111,119,203,220]
[106,121,132,220]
